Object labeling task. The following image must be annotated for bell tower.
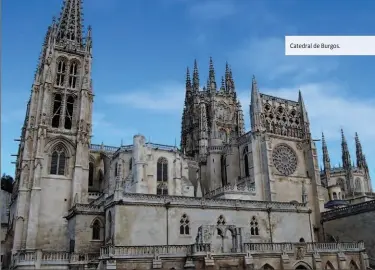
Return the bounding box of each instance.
[11,0,93,252]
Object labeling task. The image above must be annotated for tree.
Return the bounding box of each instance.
[1,174,14,193]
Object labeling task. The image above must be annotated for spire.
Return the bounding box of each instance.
[208,57,216,92]
[355,132,365,168]
[185,67,192,91]
[220,76,225,91]
[341,129,351,169]
[192,59,199,92]
[56,0,84,45]
[298,90,311,138]
[250,75,263,132]
[322,133,331,169]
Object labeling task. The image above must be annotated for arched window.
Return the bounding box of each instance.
[221,155,227,186]
[261,264,275,270]
[107,211,112,240]
[92,219,101,240]
[157,157,168,182]
[56,59,67,86]
[243,146,250,177]
[114,162,118,177]
[299,237,305,243]
[88,162,94,186]
[69,61,79,88]
[296,266,308,270]
[50,145,66,175]
[337,178,345,191]
[157,157,168,195]
[332,192,337,200]
[51,94,62,128]
[64,96,74,130]
[355,178,361,192]
[179,214,190,235]
[129,158,132,171]
[250,216,259,236]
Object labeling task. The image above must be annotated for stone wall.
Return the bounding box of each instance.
[322,200,375,261]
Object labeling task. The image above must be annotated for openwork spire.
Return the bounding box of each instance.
[355,132,365,168]
[208,57,216,91]
[192,59,200,92]
[341,129,351,169]
[322,133,331,168]
[56,0,84,45]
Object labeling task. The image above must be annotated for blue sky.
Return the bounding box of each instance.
[2,0,375,186]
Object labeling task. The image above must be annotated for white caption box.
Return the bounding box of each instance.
[285,36,375,56]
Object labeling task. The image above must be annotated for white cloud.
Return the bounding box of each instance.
[231,37,338,81]
[92,112,137,144]
[104,82,185,111]
[188,0,237,20]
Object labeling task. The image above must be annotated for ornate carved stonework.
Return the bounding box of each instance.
[272,144,298,176]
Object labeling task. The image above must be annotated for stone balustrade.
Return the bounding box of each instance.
[321,200,375,221]
[100,243,211,259]
[12,250,99,267]
[204,182,256,198]
[90,143,119,152]
[244,241,365,254]
[88,191,102,200]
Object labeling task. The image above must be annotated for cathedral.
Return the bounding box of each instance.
[2,0,373,269]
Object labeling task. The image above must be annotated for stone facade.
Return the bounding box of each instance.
[1,189,11,268]
[2,0,373,270]
[322,200,375,267]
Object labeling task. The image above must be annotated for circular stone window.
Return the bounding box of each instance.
[272,144,298,176]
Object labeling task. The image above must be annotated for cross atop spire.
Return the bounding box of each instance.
[56,0,84,45]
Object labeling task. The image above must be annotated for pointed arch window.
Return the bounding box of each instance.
[250,216,259,236]
[50,145,66,175]
[92,219,101,240]
[107,211,112,241]
[52,94,62,128]
[129,158,132,171]
[221,155,227,186]
[56,59,67,86]
[69,61,79,88]
[64,96,74,130]
[179,214,190,235]
[114,162,118,177]
[89,162,94,186]
[157,157,168,195]
[243,146,250,177]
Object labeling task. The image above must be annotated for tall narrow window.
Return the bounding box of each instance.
[157,157,168,195]
[243,146,250,177]
[221,155,227,186]
[56,59,66,86]
[179,214,190,235]
[129,158,132,171]
[69,62,78,88]
[92,219,101,240]
[107,211,112,240]
[52,94,62,128]
[64,96,74,130]
[355,178,361,192]
[114,162,118,177]
[250,216,259,236]
[50,145,66,175]
[89,162,94,186]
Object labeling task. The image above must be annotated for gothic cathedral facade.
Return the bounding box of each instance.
[3,0,372,269]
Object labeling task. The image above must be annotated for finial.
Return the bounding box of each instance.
[220,76,225,91]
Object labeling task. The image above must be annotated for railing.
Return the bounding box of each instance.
[101,245,192,258]
[205,183,256,198]
[12,251,100,266]
[147,142,178,151]
[321,200,375,221]
[90,144,119,152]
[244,242,365,254]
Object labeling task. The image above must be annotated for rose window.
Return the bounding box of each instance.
[272,144,297,176]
